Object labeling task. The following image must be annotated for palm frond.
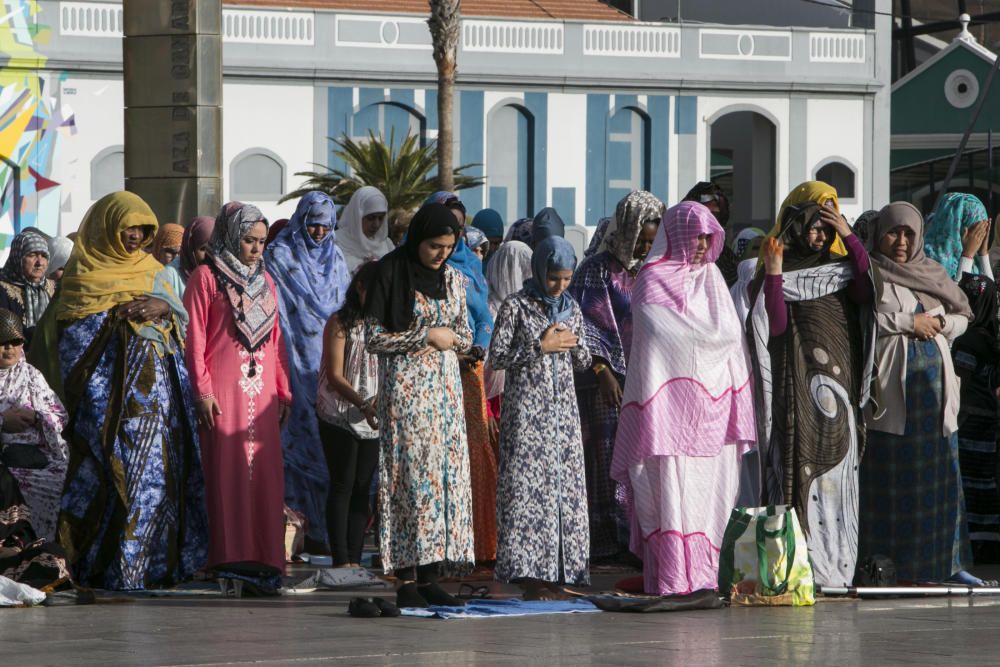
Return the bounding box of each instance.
[283,130,484,211]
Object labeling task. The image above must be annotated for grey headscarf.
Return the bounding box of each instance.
[1,230,51,327]
[599,190,665,273]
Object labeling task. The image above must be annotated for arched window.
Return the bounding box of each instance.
[90,146,124,200]
[230,149,285,201]
[709,110,777,228]
[353,102,427,150]
[486,102,534,221]
[606,106,650,207]
[816,160,856,200]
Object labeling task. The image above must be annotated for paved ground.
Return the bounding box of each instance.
[5,567,1000,666]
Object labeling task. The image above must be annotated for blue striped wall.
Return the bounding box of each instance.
[327,85,679,220]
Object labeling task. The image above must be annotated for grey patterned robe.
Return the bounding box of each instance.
[489,291,592,585]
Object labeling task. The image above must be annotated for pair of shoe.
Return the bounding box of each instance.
[395,582,466,608]
[348,597,400,618]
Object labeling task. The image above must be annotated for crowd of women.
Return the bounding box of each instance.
[1,177,999,608]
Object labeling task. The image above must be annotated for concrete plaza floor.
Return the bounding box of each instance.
[4,567,1000,666]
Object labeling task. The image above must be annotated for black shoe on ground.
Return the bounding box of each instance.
[418,582,465,606]
[348,597,381,618]
[395,582,430,608]
[372,597,401,617]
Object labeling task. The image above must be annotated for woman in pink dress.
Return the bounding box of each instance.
[612,201,757,596]
[184,202,292,595]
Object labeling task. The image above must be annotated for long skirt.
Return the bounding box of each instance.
[860,339,972,582]
[461,363,498,562]
[576,376,628,558]
[629,447,742,596]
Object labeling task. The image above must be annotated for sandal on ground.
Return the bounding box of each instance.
[457,583,491,600]
[372,597,401,617]
[348,597,381,618]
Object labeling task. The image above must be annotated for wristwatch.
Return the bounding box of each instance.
[935,314,946,329]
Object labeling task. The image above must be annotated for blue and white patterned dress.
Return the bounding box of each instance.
[489,290,592,585]
[58,310,208,590]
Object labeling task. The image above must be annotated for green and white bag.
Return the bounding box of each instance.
[717,505,815,607]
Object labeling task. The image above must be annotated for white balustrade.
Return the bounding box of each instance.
[223,9,314,46]
[59,2,122,38]
[808,32,866,63]
[583,24,680,58]
[462,20,563,55]
[58,2,314,46]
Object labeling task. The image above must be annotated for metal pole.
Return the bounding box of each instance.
[0,154,21,234]
[819,585,1000,598]
[989,128,995,221]
[932,51,1000,213]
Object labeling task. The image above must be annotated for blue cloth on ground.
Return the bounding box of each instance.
[399,598,601,619]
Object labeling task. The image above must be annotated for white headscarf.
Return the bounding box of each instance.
[46,237,74,277]
[485,240,532,315]
[336,186,392,274]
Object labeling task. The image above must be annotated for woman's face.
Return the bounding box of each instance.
[362,212,386,239]
[471,245,487,260]
[21,251,49,282]
[156,245,181,266]
[634,221,660,260]
[417,234,457,270]
[0,340,23,369]
[879,225,915,264]
[691,234,713,264]
[546,269,573,298]
[306,224,330,243]
[194,243,210,264]
[239,222,268,267]
[120,226,149,254]
[805,222,831,251]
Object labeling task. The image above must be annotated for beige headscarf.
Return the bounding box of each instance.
[869,201,971,319]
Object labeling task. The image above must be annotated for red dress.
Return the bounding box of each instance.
[184,265,291,572]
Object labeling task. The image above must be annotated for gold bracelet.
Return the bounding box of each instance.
[592,362,609,376]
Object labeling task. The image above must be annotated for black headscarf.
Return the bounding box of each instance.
[366,203,461,332]
[954,274,1000,362]
[774,202,845,272]
[683,181,730,228]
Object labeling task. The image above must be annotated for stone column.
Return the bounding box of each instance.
[123,0,222,226]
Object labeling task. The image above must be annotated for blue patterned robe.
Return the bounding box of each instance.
[58,311,208,590]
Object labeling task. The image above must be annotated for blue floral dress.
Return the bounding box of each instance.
[366,266,475,573]
[489,291,592,585]
[58,311,208,590]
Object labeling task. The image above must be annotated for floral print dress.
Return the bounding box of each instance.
[489,291,592,585]
[366,266,475,573]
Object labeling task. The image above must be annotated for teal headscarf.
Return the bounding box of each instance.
[924,192,989,281]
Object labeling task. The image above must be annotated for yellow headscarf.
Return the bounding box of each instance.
[768,180,847,258]
[56,191,163,321]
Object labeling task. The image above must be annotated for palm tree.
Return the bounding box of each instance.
[281,129,483,211]
[428,0,461,192]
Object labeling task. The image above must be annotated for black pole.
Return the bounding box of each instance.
[0,154,21,235]
[989,128,995,221]
[932,52,1000,213]
[900,0,917,75]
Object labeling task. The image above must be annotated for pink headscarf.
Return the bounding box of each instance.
[612,202,756,476]
[179,216,216,280]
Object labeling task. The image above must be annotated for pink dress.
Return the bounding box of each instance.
[183,265,291,572]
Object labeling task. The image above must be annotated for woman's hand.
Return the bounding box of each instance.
[913,313,943,341]
[819,207,852,238]
[596,367,623,408]
[962,220,990,258]
[425,327,458,352]
[761,238,784,276]
[196,398,222,431]
[361,401,379,430]
[120,296,171,323]
[488,415,500,443]
[1,407,37,434]
[540,323,578,354]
